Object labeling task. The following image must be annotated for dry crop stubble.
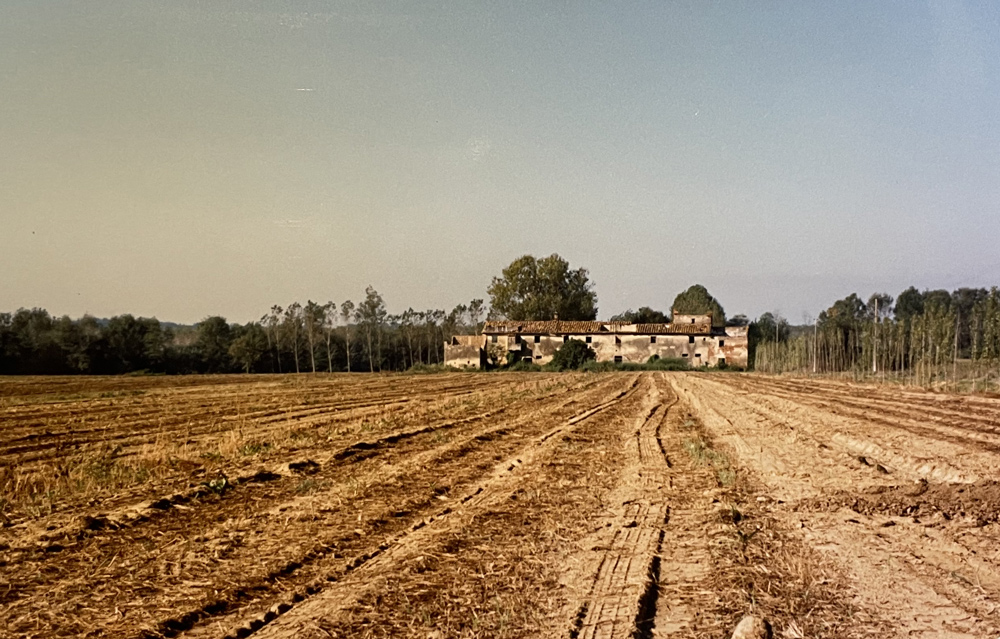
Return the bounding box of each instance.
[4,371,991,638]
[671,372,1000,637]
[234,374,645,639]
[1,373,618,638]
[0,374,562,526]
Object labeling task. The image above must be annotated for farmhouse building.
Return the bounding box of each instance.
[445,311,748,369]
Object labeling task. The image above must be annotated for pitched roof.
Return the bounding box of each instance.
[483,320,618,334]
[483,320,714,335]
[634,323,712,335]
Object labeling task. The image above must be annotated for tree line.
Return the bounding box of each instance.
[753,286,1000,391]
[2,253,735,376]
[0,288,486,375]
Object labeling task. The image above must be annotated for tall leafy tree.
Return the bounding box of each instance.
[894,287,924,323]
[819,294,866,330]
[264,306,283,373]
[467,298,485,334]
[487,254,597,321]
[923,289,952,312]
[354,287,387,372]
[283,303,303,374]
[866,293,894,321]
[303,300,324,373]
[104,314,164,373]
[229,323,268,373]
[671,285,726,327]
[0,312,13,373]
[195,316,233,373]
[818,293,866,362]
[953,288,988,355]
[427,309,445,363]
[752,312,790,344]
[400,308,417,368]
[322,301,338,372]
[340,300,355,372]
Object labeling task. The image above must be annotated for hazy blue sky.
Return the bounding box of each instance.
[2,1,998,324]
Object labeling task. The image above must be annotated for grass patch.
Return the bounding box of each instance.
[683,435,735,486]
[579,357,690,372]
[238,440,272,456]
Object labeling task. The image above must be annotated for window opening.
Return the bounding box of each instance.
[585,336,592,343]
[719,340,725,347]
[614,355,623,363]
[533,335,540,343]
[688,335,695,344]
[650,336,656,344]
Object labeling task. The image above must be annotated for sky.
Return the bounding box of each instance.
[2,1,999,325]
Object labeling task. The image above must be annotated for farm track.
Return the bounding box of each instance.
[4,372,1000,638]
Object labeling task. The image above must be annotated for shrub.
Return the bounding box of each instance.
[580,361,618,372]
[549,339,597,370]
[578,356,689,372]
[507,360,542,372]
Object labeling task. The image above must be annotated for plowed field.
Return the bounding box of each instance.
[2,373,998,638]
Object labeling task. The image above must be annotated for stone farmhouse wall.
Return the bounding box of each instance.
[444,318,748,369]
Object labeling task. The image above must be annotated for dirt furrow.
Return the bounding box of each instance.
[735,378,1000,452]
[742,377,1000,434]
[0,379,507,464]
[1,376,569,530]
[682,373,1000,638]
[1,376,630,638]
[226,375,645,639]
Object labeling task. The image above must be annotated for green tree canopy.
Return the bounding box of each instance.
[671,285,726,327]
[229,323,268,373]
[195,316,233,373]
[610,306,670,324]
[487,254,597,321]
[818,293,866,331]
[923,289,952,312]
[752,312,790,344]
[894,287,924,322]
[865,293,894,321]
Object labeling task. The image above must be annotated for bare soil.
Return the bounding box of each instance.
[1,372,998,638]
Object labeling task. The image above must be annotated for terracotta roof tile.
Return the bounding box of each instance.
[484,320,714,335]
[635,323,713,335]
[483,321,615,334]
